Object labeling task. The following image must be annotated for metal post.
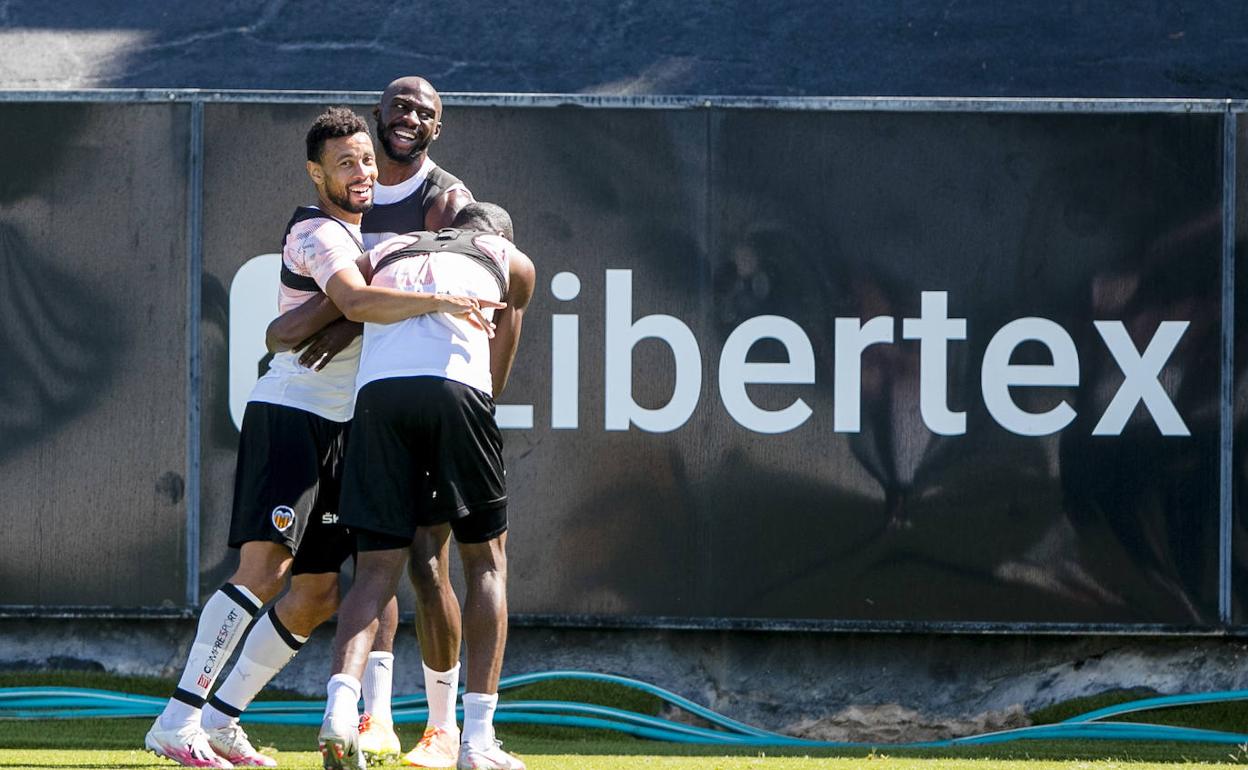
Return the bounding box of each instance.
[185,96,204,608]
[1220,102,1237,626]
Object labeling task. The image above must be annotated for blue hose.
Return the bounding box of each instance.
[3,670,1248,748]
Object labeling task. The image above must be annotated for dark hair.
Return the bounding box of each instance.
[452,202,515,242]
[306,106,369,162]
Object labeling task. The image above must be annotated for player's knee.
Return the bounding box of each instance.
[461,539,507,582]
[231,541,294,601]
[408,554,449,594]
[407,525,452,593]
[229,571,286,603]
[281,577,340,628]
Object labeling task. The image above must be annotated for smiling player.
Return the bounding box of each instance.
[145,107,489,769]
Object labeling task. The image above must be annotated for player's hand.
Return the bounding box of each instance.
[433,295,506,338]
[294,318,363,370]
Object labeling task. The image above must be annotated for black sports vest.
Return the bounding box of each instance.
[374,228,508,298]
[362,165,465,237]
[279,207,364,294]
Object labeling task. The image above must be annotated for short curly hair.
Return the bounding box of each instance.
[453,202,515,242]
[306,106,369,162]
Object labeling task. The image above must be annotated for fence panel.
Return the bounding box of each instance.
[0,102,189,607]
[0,93,1237,631]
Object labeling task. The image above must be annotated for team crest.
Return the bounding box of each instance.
[271,506,296,532]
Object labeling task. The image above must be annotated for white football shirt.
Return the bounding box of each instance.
[247,210,363,422]
[355,232,517,396]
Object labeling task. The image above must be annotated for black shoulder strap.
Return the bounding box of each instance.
[374,228,507,298]
[419,165,467,215]
[278,206,364,294]
[280,263,322,293]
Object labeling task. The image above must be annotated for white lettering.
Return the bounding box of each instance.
[1092,321,1190,436]
[551,271,581,429]
[902,291,967,436]
[495,405,534,430]
[718,316,815,434]
[228,254,282,430]
[981,318,1079,436]
[222,262,1194,440]
[604,270,702,432]
[833,316,894,433]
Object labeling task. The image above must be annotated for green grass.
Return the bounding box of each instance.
[2,718,1248,763]
[1030,688,1163,725]
[1027,686,1248,738]
[3,671,1248,768]
[4,745,1248,769]
[501,676,664,716]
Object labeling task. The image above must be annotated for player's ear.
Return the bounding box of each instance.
[432,120,442,142]
[306,160,324,185]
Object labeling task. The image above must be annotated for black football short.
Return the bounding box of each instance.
[229,401,355,574]
[340,376,507,547]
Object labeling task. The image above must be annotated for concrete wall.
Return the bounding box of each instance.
[4,618,1248,741]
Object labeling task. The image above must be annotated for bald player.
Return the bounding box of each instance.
[365,76,474,242]
[363,75,478,770]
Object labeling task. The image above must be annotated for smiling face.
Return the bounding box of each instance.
[373,77,443,164]
[307,131,377,221]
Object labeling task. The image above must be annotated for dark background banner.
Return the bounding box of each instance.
[0,102,190,607]
[201,104,1225,626]
[0,98,1236,628]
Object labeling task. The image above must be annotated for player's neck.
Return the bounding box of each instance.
[316,196,362,225]
[377,152,428,186]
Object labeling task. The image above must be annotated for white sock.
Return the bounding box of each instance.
[203,608,307,730]
[325,673,362,728]
[159,584,262,730]
[423,661,460,733]
[461,692,498,750]
[362,651,395,723]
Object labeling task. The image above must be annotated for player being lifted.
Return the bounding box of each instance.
[318,202,534,770]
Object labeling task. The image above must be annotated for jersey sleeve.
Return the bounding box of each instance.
[471,234,513,289]
[366,234,416,271]
[302,221,363,290]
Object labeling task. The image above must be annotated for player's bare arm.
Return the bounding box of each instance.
[294,318,363,371]
[265,293,350,353]
[324,262,504,329]
[266,252,379,364]
[424,187,475,230]
[489,250,536,396]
